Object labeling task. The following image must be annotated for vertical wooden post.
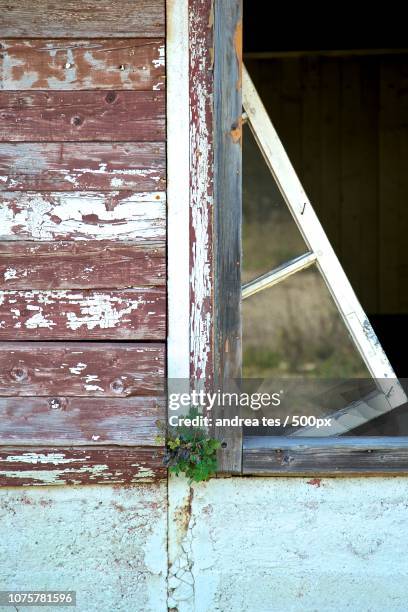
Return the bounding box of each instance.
[189,0,215,383]
[213,0,243,473]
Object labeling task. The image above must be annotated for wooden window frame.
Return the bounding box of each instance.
[168,0,243,472]
[208,0,408,476]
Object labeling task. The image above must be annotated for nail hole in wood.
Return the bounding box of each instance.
[111,379,125,394]
[10,366,28,382]
[49,398,62,410]
[105,92,117,104]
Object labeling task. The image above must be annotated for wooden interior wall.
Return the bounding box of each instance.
[0,1,166,485]
[245,53,408,316]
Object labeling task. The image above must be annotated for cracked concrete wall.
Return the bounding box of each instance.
[168,476,408,612]
[2,477,408,611]
[0,484,167,612]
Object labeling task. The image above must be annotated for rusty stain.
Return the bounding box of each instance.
[230,115,242,144]
[234,19,242,91]
[175,486,194,539]
[307,478,322,488]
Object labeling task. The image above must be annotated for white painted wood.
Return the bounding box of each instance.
[243,64,407,417]
[166,0,190,380]
[242,252,317,300]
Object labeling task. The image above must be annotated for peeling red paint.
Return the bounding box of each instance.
[189,0,214,382]
[0,39,165,91]
[0,3,168,486]
[0,447,166,485]
[0,91,165,142]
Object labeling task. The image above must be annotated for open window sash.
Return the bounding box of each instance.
[242,64,407,435]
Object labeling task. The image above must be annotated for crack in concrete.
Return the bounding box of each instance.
[167,486,196,611]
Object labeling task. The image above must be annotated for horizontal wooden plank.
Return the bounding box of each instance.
[243,437,408,475]
[0,1,165,38]
[0,143,165,191]
[0,39,165,91]
[0,91,165,141]
[0,289,165,340]
[0,191,166,241]
[0,241,165,289]
[0,342,164,396]
[0,447,166,485]
[0,397,164,446]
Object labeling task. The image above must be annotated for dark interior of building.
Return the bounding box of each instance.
[242,4,408,434]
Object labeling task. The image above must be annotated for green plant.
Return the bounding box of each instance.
[157,408,221,483]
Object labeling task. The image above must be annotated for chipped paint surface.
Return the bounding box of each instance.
[0,342,164,398]
[3,266,18,280]
[0,39,165,90]
[0,90,165,142]
[0,484,167,611]
[0,142,165,192]
[0,395,165,445]
[0,289,165,339]
[4,452,82,465]
[0,447,165,485]
[189,0,214,381]
[169,477,408,611]
[152,44,165,69]
[0,191,166,241]
[0,1,165,38]
[0,241,165,290]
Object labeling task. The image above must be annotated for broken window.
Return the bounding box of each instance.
[241,57,408,471]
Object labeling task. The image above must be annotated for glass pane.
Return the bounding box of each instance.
[242,122,307,283]
[241,267,384,437]
[243,266,369,379]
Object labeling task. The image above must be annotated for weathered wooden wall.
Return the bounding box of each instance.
[0,0,166,484]
[245,53,408,316]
